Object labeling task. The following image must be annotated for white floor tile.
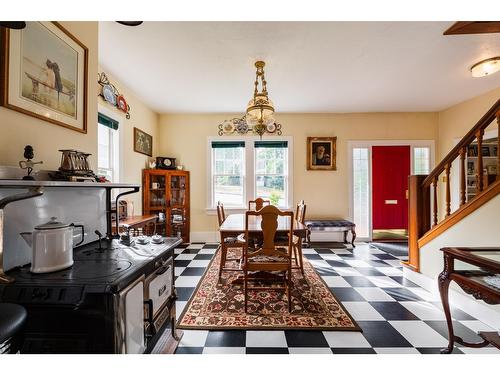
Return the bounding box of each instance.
[288,347,332,354]
[367,248,386,254]
[308,259,332,269]
[366,276,402,288]
[174,248,185,254]
[319,254,343,261]
[186,244,204,249]
[198,248,218,254]
[175,253,197,261]
[459,347,500,354]
[302,249,318,254]
[175,275,202,287]
[202,347,246,354]
[383,259,405,268]
[406,287,440,302]
[188,259,212,268]
[399,301,446,321]
[332,267,362,276]
[375,267,403,276]
[174,267,186,276]
[321,276,351,287]
[175,301,187,320]
[332,249,353,254]
[342,302,385,321]
[459,320,495,333]
[344,259,372,268]
[179,330,209,347]
[374,347,421,354]
[246,331,288,347]
[354,287,396,301]
[322,331,371,348]
[389,321,449,347]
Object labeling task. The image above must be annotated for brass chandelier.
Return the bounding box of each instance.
[218,61,282,138]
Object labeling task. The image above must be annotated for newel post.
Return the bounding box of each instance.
[406,175,431,272]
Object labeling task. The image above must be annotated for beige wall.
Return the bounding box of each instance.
[159,112,439,234]
[0,22,99,170]
[96,68,159,213]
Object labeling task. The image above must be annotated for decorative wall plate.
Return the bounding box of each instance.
[235,119,249,134]
[116,95,128,113]
[102,84,117,106]
[222,120,235,134]
[266,123,277,133]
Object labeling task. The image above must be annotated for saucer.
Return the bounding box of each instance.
[137,236,149,245]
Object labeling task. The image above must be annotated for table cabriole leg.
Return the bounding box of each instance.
[438,253,455,354]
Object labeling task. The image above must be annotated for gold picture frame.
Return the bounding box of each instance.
[307,137,337,170]
[1,22,88,133]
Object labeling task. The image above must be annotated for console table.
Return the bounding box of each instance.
[438,247,500,354]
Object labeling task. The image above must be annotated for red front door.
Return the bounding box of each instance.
[372,146,411,231]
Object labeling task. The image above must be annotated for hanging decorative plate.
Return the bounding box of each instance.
[116,95,128,113]
[222,120,235,134]
[234,118,249,134]
[266,122,277,133]
[102,84,116,106]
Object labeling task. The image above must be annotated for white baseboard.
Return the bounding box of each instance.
[403,267,500,329]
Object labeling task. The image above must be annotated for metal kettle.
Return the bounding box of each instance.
[20,217,85,273]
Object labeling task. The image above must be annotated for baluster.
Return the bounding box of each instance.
[459,147,466,206]
[432,176,438,226]
[476,129,484,192]
[445,163,451,217]
[497,112,500,182]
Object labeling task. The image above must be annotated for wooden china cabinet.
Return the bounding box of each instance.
[142,169,190,243]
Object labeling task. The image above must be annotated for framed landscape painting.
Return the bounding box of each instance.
[134,127,153,156]
[307,136,337,170]
[1,22,88,133]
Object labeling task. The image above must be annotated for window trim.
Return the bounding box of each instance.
[206,136,294,214]
[97,106,123,184]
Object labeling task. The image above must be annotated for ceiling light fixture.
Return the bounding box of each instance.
[470,56,500,78]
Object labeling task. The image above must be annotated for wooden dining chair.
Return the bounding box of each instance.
[292,200,306,274]
[248,197,271,211]
[216,201,245,279]
[243,205,294,313]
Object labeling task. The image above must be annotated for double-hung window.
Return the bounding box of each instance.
[97,112,120,183]
[209,138,292,209]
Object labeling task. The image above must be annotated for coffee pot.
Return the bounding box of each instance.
[20,217,85,273]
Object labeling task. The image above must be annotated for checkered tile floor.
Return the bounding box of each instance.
[171,242,498,354]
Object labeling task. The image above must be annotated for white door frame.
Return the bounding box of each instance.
[348,140,436,242]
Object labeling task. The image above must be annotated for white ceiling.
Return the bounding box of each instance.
[98,22,500,113]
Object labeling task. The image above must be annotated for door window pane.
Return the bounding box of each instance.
[353,148,369,238]
[414,147,430,174]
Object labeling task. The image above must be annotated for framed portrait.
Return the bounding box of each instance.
[1,22,88,133]
[134,127,153,157]
[307,137,337,170]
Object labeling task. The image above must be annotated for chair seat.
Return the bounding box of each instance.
[248,254,289,263]
[0,303,27,344]
[223,234,245,244]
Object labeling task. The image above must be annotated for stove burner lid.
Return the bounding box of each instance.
[17,259,132,280]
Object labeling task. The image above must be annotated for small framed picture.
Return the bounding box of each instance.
[467,161,474,174]
[133,127,153,156]
[481,146,490,157]
[307,137,337,170]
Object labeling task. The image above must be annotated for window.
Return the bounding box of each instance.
[352,148,370,238]
[209,138,292,209]
[414,147,430,174]
[97,112,120,182]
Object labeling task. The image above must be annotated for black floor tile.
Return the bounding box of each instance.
[354,267,387,277]
[175,243,189,249]
[389,276,419,288]
[180,267,206,276]
[417,347,463,354]
[383,288,423,301]
[343,276,377,287]
[314,249,337,254]
[330,287,366,301]
[369,302,419,320]
[285,330,329,347]
[423,321,482,345]
[193,254,214,260]
[337,254,355,258]
[304,254,324,260]
[326,260,350,268]
[205,331,246,347]
[429,303,475,321]
[202,244,220,249]
[373,254,398,260]
[366,260,392,267]
[174,347,203,354]
[331,348,376,354]
[246,347,289,354]
[181,249,202,254]
[176,287,195,301]
[174,260,192,268]
[315,266,340,277]
[358,321,412,347]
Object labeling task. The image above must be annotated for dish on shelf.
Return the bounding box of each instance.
[102,84,117,106]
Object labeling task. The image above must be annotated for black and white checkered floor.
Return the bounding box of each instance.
[170,242,498,354]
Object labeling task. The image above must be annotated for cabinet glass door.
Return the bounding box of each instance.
[149,174,166,208]
[170,175,187,206]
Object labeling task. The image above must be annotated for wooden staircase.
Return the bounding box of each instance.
[405,99,500,272]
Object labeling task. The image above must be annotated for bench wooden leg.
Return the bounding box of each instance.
[351,227,356,247]
[306,228,311,248]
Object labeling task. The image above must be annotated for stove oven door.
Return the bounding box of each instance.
[114,275,146,354]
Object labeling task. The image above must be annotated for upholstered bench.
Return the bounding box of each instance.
[304,219,356,247]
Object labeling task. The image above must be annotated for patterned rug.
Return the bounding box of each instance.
[177,247,361,331]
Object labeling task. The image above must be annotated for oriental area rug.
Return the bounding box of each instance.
[177,248,361,331]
